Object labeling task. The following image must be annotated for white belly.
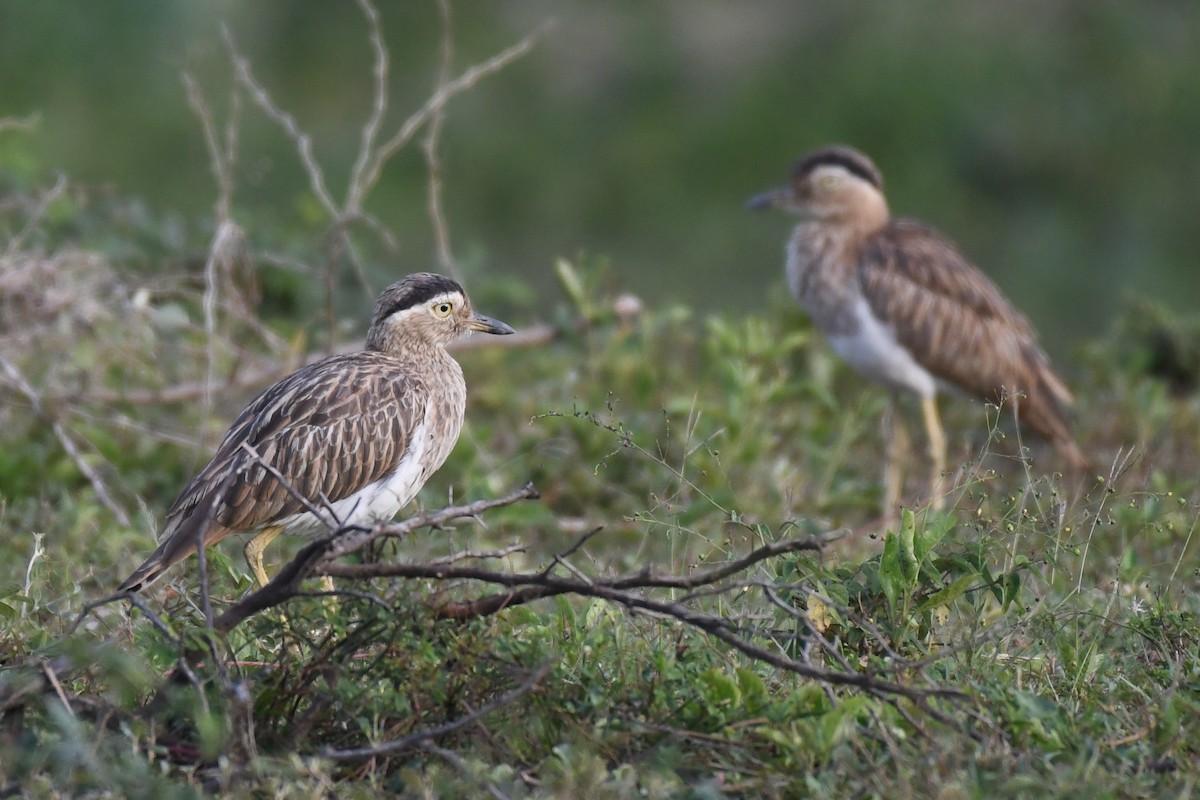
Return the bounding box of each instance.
[826,298,937,398]
[273,419,433,537]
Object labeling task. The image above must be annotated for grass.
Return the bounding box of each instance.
[2,220,1199,798]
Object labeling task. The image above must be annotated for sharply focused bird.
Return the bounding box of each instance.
[119,272,514,593]
[748,145,1087,515]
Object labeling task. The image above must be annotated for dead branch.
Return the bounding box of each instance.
[323,540,963,704]
[428,543,527,565]
[353,21,552,211]
[4,173,68,256]
[423,0,459,280]
[313,522,966,706]
[325,528,845,594]
[221,24,337,218]
[0,355,131,525]
[211,483,541,633]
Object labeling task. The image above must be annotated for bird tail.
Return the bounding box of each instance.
[118,556,172,594]
[118,516,223,593]
[1011,354,1090,473]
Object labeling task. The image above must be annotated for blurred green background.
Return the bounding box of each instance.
[2,0,1198,357]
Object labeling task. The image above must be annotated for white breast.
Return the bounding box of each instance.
[273,415,441,538]
[826,297,937,398]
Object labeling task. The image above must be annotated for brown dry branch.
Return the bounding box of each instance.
[318,531,968,709]
[349,17,552,215]
[211,483,541,633]
[221,0,549,339]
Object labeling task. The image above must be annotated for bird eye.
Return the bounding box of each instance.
[817,173,841,190]
[432,302,454,318]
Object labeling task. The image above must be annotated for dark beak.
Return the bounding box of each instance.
[466,312,515,335]
[746,187,790,211]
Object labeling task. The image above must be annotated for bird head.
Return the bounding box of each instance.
[367,272,515,352]
[747,145,889,227]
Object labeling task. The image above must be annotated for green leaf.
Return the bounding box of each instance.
[898,508,920,585]
[1001,570,1022,612]
[917,574,977,613]
[735,667,768,712]
[914,511,955,563]
[879,531,903,621]
[700,668,742,709]
[554,258,589,314]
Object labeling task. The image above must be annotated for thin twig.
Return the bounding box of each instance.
[318,661,552,760]
[211,483,540,632]
[429,543,527,565]
[222,24,337,217]
[5,173,68,256]
[359,22,551,197]
[347,0,390,209]
[39,660,76,719]
[423,0,459,280]
[422,743,513,800]
[0,355,131,525]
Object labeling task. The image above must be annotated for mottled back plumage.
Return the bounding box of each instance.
[856,219,1077,449]
[749,145,1087,482]
[120,272,514,592]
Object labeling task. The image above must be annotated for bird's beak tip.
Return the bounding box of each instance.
[469,314,516,336]
[746,190,780,211]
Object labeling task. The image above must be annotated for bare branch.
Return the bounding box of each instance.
[346,0,390,208]
[4,174,68,256]
[328,528,845,592]
[428,543,526,565]
[221,24,338,217]
[182,72,238,218]
[328,554,964,703]
[423,0,459,280]
[0,356,131,525]
[309,520,965,706]
[359,22,550,198]
[211,483,540,632]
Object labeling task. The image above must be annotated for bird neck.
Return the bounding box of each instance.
[820,189,890,235]
[366,329,449,361]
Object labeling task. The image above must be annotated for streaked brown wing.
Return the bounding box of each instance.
[165,351,425,533]
[857,220,1075,441]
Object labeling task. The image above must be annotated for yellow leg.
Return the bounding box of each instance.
[243,526,282,587]
[881,393,907,525]
[921,395,946,511]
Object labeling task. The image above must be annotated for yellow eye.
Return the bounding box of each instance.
[432,301,454,318]
[817,173,841,191]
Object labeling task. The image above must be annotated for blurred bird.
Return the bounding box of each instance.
[748,145,1087,516]
[119,272,514,593]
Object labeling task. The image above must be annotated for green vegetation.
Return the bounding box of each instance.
[2,3,1200,796]
[2,213,1198,795]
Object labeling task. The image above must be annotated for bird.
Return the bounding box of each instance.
[119,272,514,593]
[747,145,1087,516]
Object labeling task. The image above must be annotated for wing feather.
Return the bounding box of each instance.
[857,220,1079,451]
[165,352,426,533]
